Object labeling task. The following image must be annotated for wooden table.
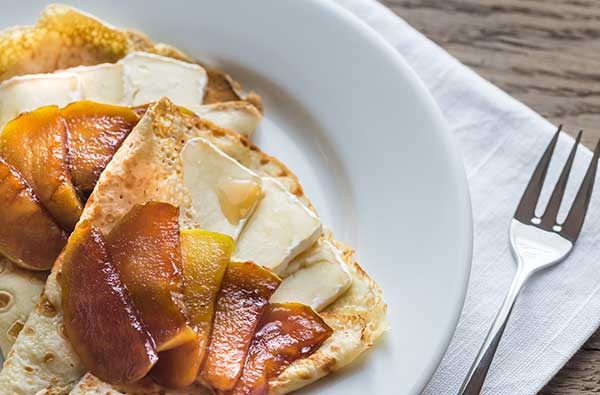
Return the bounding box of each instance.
[382,1,600,393]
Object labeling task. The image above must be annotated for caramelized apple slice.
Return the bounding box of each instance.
[151,334,203,389]
[106,202,190,351]
[182,230,234,350]
[60,222,158,384]
[227,303,333,395]
[0,105,82,230]
[152,230,234,388]
[0,158,67,270]
[201,261,281,391]
[62,101,139,194]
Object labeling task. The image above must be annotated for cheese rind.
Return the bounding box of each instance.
[191,101,261,138]
[181,138,263,239]
[0,52,216,130]
[271,241,353,311]
[0,74,81,125]
[233,177,322,275]
[120,52,208,106]
[0,53,262,136]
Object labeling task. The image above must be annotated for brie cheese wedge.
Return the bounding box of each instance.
[271,241,353,311]
[120,52,207,106]
[233,177,322,274]
[69,63,125,104]
[0,52,219,131]
[191,101,261,138]
[0,53,261,136]
[0,74,81,124]
[182,137,263,239]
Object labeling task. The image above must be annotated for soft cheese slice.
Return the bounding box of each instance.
[68,63,124,104]
[181,138,263,239]
[0,53,262,136]
[0,53,207,129]
[191,101,262,138]
[0,74,81,125]
[121,52,208,106]
[234,177,322,274]
[271,241,353,311]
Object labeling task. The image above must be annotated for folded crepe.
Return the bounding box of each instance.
[0,98,386,395]
[0,4,263,356]
[0,4,261,110]
[0,101,261,358]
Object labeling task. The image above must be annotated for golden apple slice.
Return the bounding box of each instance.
[226,303,333,395]
[0,158,67,270]
[106,202,191,351]
[151,334,203,389]
[62,101,139,195]
[182,230,234,352]
[0,105,83,230]
[60,221,158,384]
[151,229,234,388]
[201,261,281,391]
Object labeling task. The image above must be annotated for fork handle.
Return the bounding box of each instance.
[458,266,531,395]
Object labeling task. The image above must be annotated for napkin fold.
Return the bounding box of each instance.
[335,1,600,394]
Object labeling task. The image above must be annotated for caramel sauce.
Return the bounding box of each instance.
[0,106,82,230]
[0,101,138,271]
[226,303,333,395]
[216,177,262,225]
[201,262,281,391]
[0,154,68,271]
[61,101,139,194]
[105,202,188,351]
[61,223,158,384]
[151,230,235,389]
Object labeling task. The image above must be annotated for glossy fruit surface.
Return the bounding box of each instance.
[107,202,189,351]
[62,101,139,195]
[0,157,67,270]
[151,333,203,389]
[61,222,158,384]
[226,303,333,395]
[152,230,234,388]
[201,261,280,391]
[0,105,82,229]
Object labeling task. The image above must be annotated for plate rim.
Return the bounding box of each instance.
[0,0,474,391]
[317,0,473,390]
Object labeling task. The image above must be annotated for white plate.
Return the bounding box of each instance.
[1,1,472,393]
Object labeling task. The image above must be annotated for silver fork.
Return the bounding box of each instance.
[459,126,600,395]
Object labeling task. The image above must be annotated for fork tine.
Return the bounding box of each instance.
[540,130,583,228]
[514,126,561,223]
[561,139,600,242]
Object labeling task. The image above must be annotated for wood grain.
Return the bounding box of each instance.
[380,0,600,393]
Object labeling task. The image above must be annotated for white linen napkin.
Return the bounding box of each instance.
[334,1,600,394]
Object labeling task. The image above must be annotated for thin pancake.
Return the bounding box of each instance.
[0,258,46,355]
[0,99,386,395]
[0,5,263,356]
[0,4,261,109]
[0,102,261,358]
